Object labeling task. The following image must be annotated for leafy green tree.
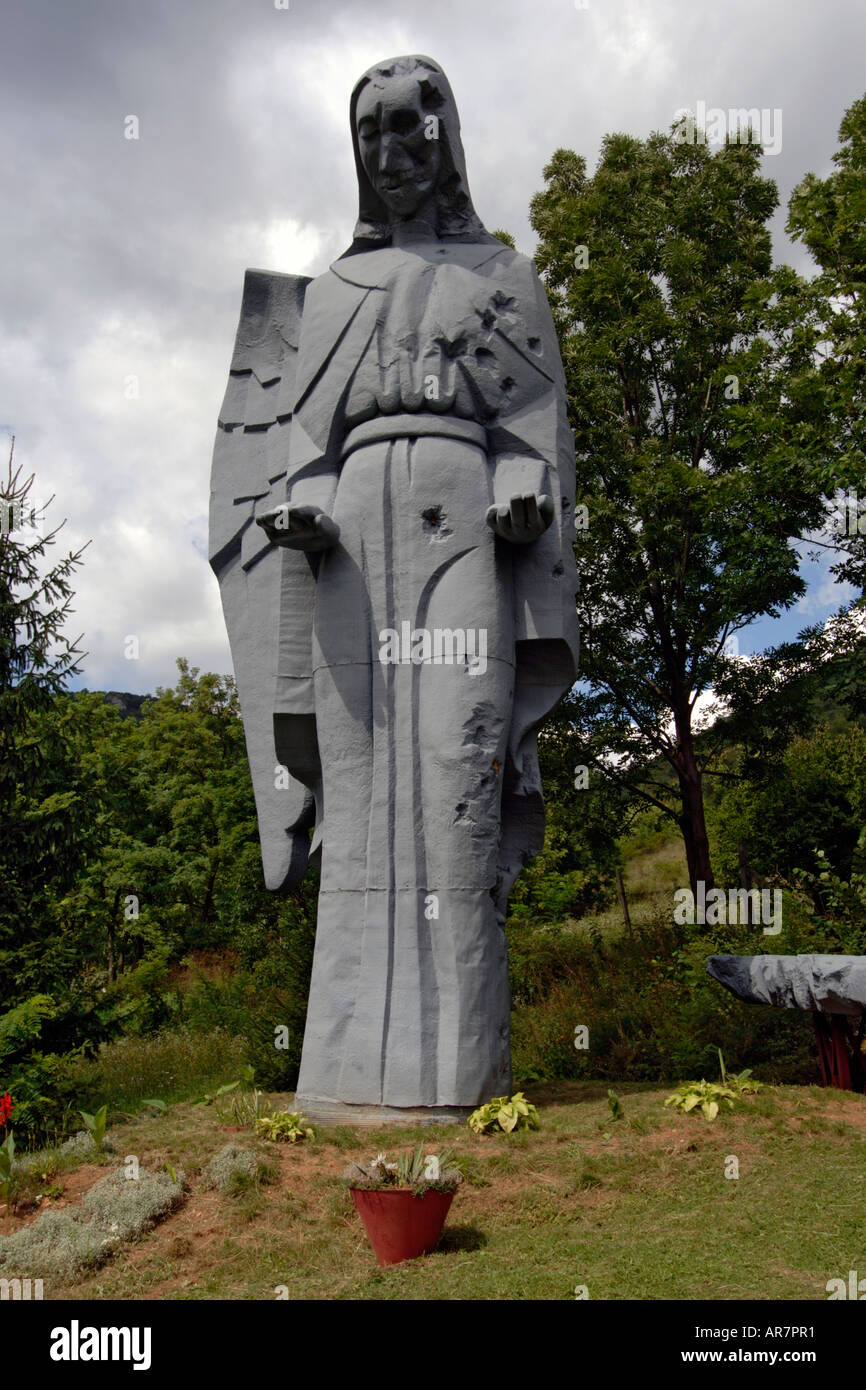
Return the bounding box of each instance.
[56,662,261,983]
[709,721,866,886]
[509,697,626,924]
[788,92,866,593]
[530,126,828,892]
[712,603,866,765]
[0,441,92,1006]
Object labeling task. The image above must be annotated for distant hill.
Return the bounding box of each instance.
[90,690,150,720]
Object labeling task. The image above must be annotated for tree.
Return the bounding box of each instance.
[0,439,91,1005]
[509,699,626,925]
[530,126,828,892]
[787,91,866,594]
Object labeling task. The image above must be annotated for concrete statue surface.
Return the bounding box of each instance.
[210,55,578,1122]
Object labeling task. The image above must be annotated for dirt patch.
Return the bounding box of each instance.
[813,1095,866,1133]
[49,1144,351,1300]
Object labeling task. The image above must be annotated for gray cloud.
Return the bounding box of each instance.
[2,0,863,691]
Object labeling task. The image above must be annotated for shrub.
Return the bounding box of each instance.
[81,1165,186,1238]
[508,911,820,1086]
[59,1130,117,1161]
[203,1143,267,1194]
[0,1163,185,1278]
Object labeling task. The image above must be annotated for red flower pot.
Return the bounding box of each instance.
[350,1187,455,1266]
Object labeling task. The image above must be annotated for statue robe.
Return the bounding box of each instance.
[271,238,579,1109]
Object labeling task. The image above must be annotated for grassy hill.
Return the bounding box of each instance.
[3,1080,864,1301]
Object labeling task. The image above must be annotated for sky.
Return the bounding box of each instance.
[1,0,863,696]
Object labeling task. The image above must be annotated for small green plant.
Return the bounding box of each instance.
[665,1050,763,1121]
[79,1105,108,1153]
[467,1092,540,1135]
[344,1143,462,1195]
[254,1111,315,1143]
[607,1089,623,1120]
[217,1089,273,1127]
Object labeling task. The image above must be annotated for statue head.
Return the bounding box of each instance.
[346,55,493,250]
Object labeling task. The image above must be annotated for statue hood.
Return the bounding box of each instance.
[344,54,496,252]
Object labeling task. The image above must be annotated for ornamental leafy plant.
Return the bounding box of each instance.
[343,1143,462,1195]
[665,1050,763,1120]
[467,1092,540,1135]
[254,1110,315,1143]
[79,1104,108,1153]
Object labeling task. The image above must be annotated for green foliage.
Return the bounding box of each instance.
[65,1028,248,1119]
[467,1092,540,1135]
[344,1144,463,1194]
[531,123,833,887]
[215,1088,272,1128]
[665,1053,763,1121]
[78,1103,108,1153]
[0,995,56,1063]
[788,93,866,591]
[508,910,822,1087]
[708,721,866,884]
[510,703,624,923]
[0,442,90,992]
[791,844,866,953]
[254,1111,315,1143]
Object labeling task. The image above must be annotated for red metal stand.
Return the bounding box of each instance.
[812,1012,866,1093]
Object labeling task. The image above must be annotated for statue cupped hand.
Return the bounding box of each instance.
[256,504,340,551]
[486,493,554,544]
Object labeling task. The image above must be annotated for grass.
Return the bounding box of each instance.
[64,1027,249,1116]
[568,832,689,943]
[5,1080,863,1301]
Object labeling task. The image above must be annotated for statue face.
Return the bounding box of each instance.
[355,77,442,220]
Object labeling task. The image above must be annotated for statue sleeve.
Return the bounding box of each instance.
[209,267,318,891]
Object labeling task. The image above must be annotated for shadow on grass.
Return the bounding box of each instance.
[435,1223,487,1254]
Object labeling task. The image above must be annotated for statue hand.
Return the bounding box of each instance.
[486,493,554,544]
[256,504,340,551]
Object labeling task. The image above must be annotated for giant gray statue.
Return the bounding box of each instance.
[210,55,579,1122]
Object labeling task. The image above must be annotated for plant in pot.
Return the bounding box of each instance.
[344,1143,463,1267]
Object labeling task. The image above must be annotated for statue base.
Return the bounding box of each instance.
[292,1095,474,1128]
